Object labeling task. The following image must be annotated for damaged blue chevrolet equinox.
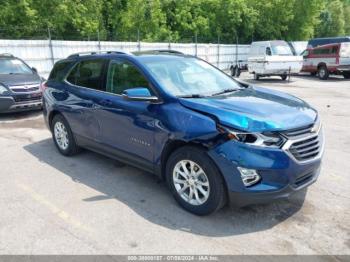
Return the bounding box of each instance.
[43,50,324,215]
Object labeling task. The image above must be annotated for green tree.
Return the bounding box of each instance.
[100,0,127,41]
[316,0,345,37]
[0,0,39,38]
[248,0,296,41]
[121,0,170,41]
[343,0,350,34]
[287,0,325,40]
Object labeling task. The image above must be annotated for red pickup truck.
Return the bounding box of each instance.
[301,42,350,80]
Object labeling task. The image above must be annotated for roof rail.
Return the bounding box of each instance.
[133,49,184,55]
[0,53,14,57]
[67,50,130,59]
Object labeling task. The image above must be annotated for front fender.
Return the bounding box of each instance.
[154,102,219,166]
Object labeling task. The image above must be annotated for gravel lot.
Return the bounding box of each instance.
[0,72,349,255]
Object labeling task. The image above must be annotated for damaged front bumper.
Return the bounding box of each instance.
[207,131,324,207]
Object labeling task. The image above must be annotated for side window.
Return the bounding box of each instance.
[331,46,338,54]
[313,48,330,55]
[266,47,272,56]
[106,60,150,95]
[66,59,105,91]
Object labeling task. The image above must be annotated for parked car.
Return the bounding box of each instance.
[301,42,350,80]
[248,40,303,80]
[307,36,350,48]
[0,53,42,113]
[43,50,324,215]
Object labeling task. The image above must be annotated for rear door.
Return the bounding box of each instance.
[64,58,108,142]
[310,46,337,71]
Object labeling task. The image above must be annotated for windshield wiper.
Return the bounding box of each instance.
[178,94,207,98]
[211,88,239,96]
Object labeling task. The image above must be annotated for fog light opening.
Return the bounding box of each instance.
[237,167,261,187]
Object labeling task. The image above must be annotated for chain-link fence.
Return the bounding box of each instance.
[0,27,251,78]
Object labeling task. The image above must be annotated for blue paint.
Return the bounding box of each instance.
[43,52,323,207]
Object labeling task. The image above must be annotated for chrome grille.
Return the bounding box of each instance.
[281,119,323,162]
[282,124,314,138]
[14,93,42,103]
[9,84,40,93]
[289,135,320,161]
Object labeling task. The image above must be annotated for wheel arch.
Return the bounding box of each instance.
[48,110,63,130]
[160,140,206,180]
[160,139,229,198]
[160,140,229,209]
[317,62,327,69]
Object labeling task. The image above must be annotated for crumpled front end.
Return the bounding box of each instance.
[207,122,324,207]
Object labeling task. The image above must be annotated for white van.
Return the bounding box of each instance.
[248,40,303,80]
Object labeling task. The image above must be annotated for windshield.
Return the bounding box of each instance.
[0,58,33,74]
[142,57,241,97]
[271,43,293,56]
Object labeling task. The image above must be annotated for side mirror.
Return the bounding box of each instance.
[122,88,159,102]
[266,48,272,56]
[32,67,38,74]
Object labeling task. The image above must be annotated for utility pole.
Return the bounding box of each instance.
[195,32,198,57]
[48,27,54,67]
[235,30,238,68]
[217,34,220,68]
[137,28,141,52]
[97,30,101,51]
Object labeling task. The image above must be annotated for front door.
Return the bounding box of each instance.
[95,59,158,167]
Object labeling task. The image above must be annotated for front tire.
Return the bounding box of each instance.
[166,146,226,216]
[51,114,80,156]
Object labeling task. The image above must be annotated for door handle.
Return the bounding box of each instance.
[100,99,113,107]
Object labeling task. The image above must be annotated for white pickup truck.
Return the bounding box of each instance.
[248,40,303,80]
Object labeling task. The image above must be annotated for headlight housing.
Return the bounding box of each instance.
[0,84,9,95]
[218,125,285,148]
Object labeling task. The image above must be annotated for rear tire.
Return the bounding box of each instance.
[230,66,236,77]
[230,66,241,77]
[235,67,241,77]
[281,74,288,81]
[318,65,329,80]
[166,146,226,216]
[51,114,80,156]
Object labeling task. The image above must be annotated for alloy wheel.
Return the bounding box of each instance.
[54,121,69,150]
[172,160,210,206]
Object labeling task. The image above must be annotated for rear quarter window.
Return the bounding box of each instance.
[49,61,74,81]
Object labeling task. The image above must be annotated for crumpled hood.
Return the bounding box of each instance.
[179,86,317,132]
[0,74,41,86]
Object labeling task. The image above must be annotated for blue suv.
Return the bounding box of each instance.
[43,50,324,215]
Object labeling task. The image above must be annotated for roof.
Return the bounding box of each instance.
[0,53,15,58]
[310,42,342,49]
[66,49,185,59]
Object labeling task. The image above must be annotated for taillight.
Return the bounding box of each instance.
[40,81,48,92]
